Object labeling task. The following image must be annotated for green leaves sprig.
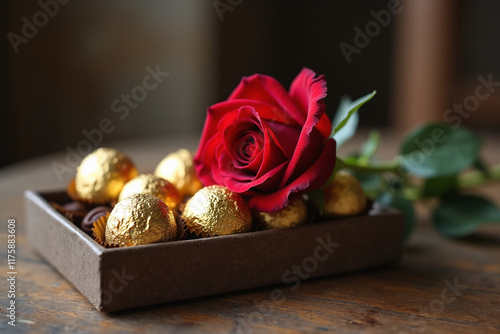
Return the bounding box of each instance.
[320,91,500,240]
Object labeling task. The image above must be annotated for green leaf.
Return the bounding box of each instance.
[331,96,358,147]
[331,91,377,146]
[359,130,380,163]
[377,192,416,240]
[351,171,382,198]
[433,194,500,238]
[381,173,405,192]
[342,156,361,165]
[422,176,457,198]
[399,123,482,177]
[337,156,400,175]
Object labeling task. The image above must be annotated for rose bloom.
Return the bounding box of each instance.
[194,68,336,212]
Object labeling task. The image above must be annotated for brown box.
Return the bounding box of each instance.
[25,190,405,312]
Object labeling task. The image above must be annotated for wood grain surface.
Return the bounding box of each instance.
[1,133,499,333]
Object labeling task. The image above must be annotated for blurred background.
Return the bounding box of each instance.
[2,0,500,168]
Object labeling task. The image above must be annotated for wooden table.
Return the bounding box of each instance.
[1,132,499,333]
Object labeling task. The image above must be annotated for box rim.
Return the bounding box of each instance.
[27,189,403,254]
[25,190,104,256]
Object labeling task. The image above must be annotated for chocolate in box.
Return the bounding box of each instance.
[25,190,404,312]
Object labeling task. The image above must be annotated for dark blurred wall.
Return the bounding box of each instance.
[217,0,394,127]
[4,0,217,167]
[1,2,11,167]
[3,0,500,168]
[460,0,500,77]
[3,0,398,168]
[458,0,500,131]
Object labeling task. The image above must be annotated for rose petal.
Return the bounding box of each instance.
[219,158,288,193]
[249,138,336,212]
[233,132,260,165]
[206,105,288,194]
[279,127,325,187]
[289,68,331,139]
[219,106,287,172]
[222,124,263,170]
[228,74,305,126]
[266,121,302,159]
[195,134,221,186]
[280,68,331,187]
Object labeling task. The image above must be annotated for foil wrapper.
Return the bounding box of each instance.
[81,206,112,236]
[255,196,308,230]
[182,185,252,237]
[175,210,189,240]
[91,212,110,247]
[105,193,177,247]
[75,147,138,203]
[323,171,367,217]
[118,174,181,210]
[154,149,202,197]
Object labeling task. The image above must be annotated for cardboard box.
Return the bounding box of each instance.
[25,190,404,312]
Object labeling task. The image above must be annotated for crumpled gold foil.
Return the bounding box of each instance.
[323,170,367,217]
[182,185,252,237]
[105,193,177,247]
[92,212,109,246]
[118,174,181,210]
[255,196,308,230]
[154,149,202,197]
[75,148,138,203]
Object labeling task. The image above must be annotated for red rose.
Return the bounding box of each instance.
[194,68,336,212]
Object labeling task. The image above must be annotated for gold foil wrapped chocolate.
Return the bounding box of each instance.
[118,174,181,210]
[105,193,177,247]
[182,185,252,236]
[255,196,308,230]
[323,171,367,217]
[75,148,138,203]
[154,149,202,197]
